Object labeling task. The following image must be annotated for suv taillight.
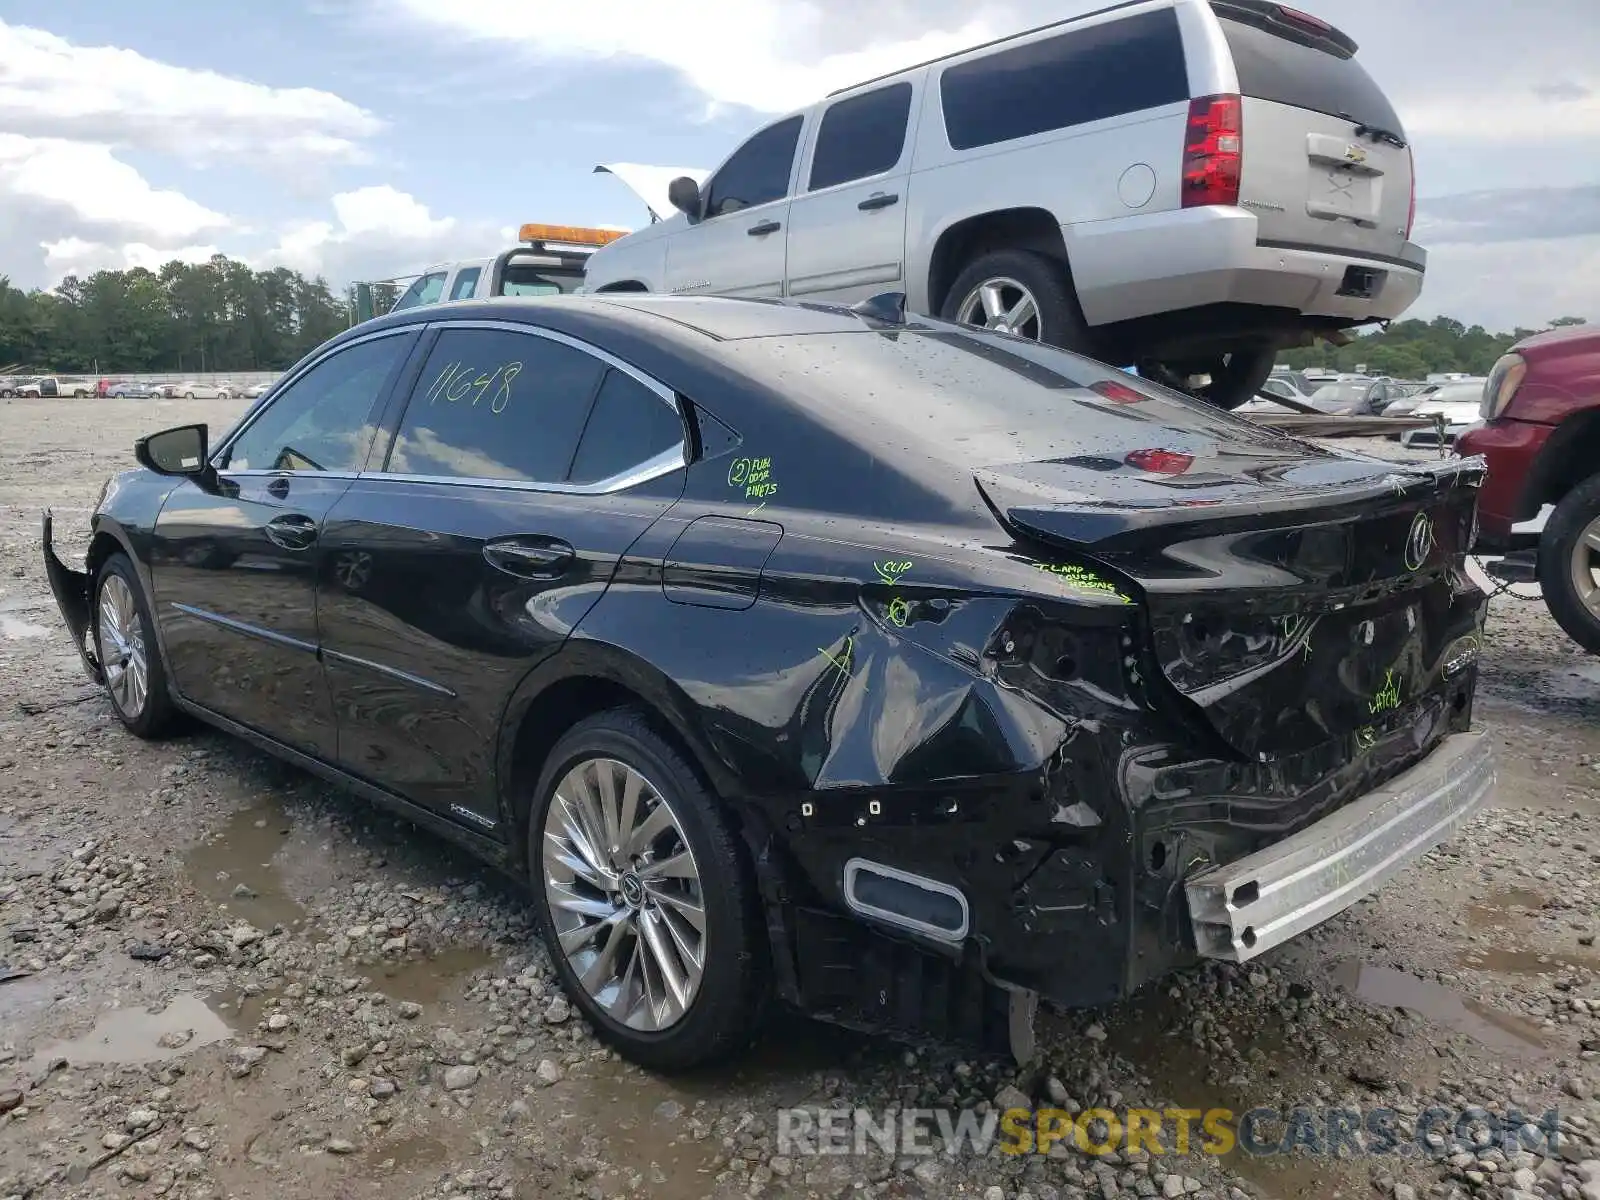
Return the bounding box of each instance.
[1482,352,1527,421]
[1182,95,1242,209]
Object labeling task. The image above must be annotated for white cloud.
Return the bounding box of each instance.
[256,186,486,284]
[42,238,223,279]
[1413,236,1600,331]
[0,19,383,164]
[384,0,999,115]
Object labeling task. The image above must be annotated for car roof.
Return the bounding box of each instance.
[363,293,923,344]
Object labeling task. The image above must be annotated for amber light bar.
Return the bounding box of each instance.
[518,224,627,247]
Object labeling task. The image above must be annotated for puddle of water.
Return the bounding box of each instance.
[28,994,233,1067]
[369,946,497,1006]
[1333,960,1547,1054]
[0,613,49,640]
[364,1133,449,1171]
[1457,946,1600,977]
[1466,887,1546,929]
[184,801,305,930]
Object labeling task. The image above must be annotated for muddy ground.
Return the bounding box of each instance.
[3,395,1600,1200]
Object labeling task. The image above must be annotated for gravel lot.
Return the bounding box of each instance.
[4,396,1600,1200]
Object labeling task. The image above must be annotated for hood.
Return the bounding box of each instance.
[594,163,709,224]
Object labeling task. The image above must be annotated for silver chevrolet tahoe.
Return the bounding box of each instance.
[582,0,1423,410]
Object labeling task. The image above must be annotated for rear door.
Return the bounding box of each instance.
[664,116,803,299]
[316,320,688,831]
[785,81,916,303]
[1213,5,1415,262]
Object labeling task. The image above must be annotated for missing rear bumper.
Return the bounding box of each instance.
[1185,731,1494,962]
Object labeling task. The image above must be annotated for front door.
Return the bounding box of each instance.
[664,115,803,299]
[316,320,687,831]
[784,81,916,304]
[148,329,418,758]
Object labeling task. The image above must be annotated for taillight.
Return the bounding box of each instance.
[1482,353,1527,420]
[1091,379,1150,405]
[1182,95,1242,209]
[1125,448,1195,475]
[1405,147,1416,238]
[1276,5,1333,34]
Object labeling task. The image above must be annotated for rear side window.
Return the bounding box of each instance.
[1219,17,1404,134]
[387,328,605,483]
[448,268,482,300]
[568,370,685,485]
[705,116,804,218]
[808,83,914,191]
[940,9,1188,151]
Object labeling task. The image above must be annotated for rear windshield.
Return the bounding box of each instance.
[500,265,585,296]
[720,329,1291,469]
[1218,15,1404,136]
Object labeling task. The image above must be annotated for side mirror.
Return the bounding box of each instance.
[136,423,209,477]
[667,176,702,219]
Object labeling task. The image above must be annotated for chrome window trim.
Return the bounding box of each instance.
[210,326,422,470]
[361,443,686,497]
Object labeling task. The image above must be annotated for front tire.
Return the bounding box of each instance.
[1538,473,1600,655]
[94,555,180,738]
[941,249,1092,353]
[526,709,765,1071]
[184,391,195,399]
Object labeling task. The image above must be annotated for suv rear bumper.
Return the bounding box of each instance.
[1066,206,1425,328]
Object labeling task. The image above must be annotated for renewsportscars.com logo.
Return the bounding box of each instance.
[776,1105,1563,1160]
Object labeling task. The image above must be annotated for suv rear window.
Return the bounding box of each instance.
[940,9,1188,152]
[1218,16,1404,135]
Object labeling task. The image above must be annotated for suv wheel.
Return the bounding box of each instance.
[1138,348,1277,411]
[942,250,1090,352]
[94,555,180,738]
[1538,473,1600,655]
[527,710,765,1071]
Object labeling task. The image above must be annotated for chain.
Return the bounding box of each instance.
[1468,556,1546,602]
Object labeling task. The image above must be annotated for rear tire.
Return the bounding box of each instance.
[1138,346,1278,411]
[1538,472,1600,656]
[94,554,180,738]
[941,249,1092,354]
[526,709,766,1071]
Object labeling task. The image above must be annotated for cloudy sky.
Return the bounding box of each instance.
[1,0,1595,329]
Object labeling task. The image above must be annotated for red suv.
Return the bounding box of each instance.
[1458,324,1600,652]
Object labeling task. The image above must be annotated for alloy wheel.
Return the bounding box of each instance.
[98,574,148,718]
[541,757,707,1031]
[1569,514,1600,619]
[954,277,1043,339]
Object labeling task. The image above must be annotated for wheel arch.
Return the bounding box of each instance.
[1521,411,1600,521]
[593,280,650,294]
[496,643,737,869]
[926,207,1070,317]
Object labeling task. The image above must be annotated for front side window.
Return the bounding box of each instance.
[940,9,1188,151]
[393,272,447,311]
[448,268,483,301]
[808,83,914,191]
[221,333,413,472]
[386,327,606,483]
[704,116,804,218]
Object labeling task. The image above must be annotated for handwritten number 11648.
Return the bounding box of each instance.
[425,360,523,413]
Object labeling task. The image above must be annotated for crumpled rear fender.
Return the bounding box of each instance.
[42,509,102,683]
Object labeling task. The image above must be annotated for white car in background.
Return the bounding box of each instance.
[1398,379,1487,448]
[169,380,238,399]
[241,381,275,399]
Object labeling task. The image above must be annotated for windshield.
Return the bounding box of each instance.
[500,265,585,296]
[1423,382,1486,404]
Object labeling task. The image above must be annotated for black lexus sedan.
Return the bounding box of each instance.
[43,294,1495,1071]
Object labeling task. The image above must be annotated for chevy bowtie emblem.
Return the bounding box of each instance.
[1404,511,1435,571]
[1344,144,1368,164]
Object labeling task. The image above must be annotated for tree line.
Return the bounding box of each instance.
[0,255,352,375]
[0,253,1589,377]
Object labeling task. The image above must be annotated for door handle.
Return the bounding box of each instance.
[857,193,900,211]
[747,220,782,237]
[263,513,318,551]
[267,476,290,500]
[483,537,575,578]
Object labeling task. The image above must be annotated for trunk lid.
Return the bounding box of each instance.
[1212,3,1415,264]
[977,449,1487,762]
